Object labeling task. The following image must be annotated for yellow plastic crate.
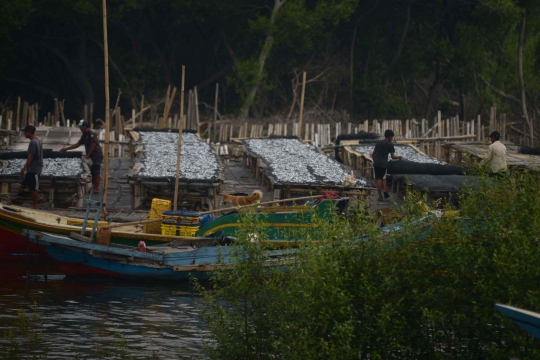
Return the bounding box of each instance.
[161,214,200,225]
[161,224,199,237]
[149,198,171,219]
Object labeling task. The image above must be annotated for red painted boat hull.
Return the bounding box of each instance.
[0,225,51,262]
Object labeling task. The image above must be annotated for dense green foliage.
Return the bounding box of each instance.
[1,0,540,129]
[198,173,540,359]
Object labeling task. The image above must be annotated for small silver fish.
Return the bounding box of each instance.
[137,132,219,180]
[244,138,366,186]
[0,158,84,177]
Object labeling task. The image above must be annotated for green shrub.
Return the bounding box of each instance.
[197,172,540,359]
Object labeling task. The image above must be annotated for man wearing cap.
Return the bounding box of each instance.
[60,120,103,192]
[484,131,507,177]
[371,129,402,201]
[19,125,44,209]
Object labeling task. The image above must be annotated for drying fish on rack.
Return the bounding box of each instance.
[244,138,366,186]
[137,132,219,180]
[0,158,85,177]
[355,145,442,164]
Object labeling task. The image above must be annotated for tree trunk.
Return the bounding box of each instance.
[518,12,533,145]
[240,0,286,118]
[384,3,411,89]
[424,62,440,119]
[350,24,358,116]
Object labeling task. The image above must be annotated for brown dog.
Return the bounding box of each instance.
[222,190,263,206]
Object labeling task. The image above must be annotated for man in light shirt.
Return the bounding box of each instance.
[484,131,507,177]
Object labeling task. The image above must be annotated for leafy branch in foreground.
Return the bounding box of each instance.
[197,173,540,359]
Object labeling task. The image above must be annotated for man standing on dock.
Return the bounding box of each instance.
[19,125,44,209]
[484,131,507,178]
[60,120,104,193]
[372,129,402,202]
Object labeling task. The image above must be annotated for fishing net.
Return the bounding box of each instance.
[392,174,481,192]
[519,145,540,155]
[387,160,463,175]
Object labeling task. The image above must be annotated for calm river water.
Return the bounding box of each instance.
[0,261,207,359]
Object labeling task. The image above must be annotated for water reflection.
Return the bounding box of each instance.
[0,262,207,359]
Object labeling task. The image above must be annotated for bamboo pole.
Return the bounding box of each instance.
[213,83,219,142]
[115,107,121,140]
[162,87,177,129]
[54,99,60,127]
[194,86,200,134]
[59,100,66,127]
[89,103,94,128]
[199,195,326,216]
[186,90,192,130]
[297,71,307,139]
[22,102,28,128]
[139,95,144,128]
[102,0,111,204]
[15,97,21,131]
[174,66,186,211]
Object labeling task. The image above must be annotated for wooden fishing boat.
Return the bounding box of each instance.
[25,210,445,280]
[196,198,343,239]
[495,304,540,340]
[0,198,344,261]
[26,230,296,280]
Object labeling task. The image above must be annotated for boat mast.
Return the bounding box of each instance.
[102,0,111,206]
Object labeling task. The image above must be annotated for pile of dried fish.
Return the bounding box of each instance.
[138,132,219,180]
[0,158,84,177]
[355,145,443,164]
[245,138,366,186]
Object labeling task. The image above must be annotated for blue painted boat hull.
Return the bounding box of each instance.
[495,304,540,340]
[29,232,293,280]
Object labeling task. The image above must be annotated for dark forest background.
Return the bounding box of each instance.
[0,0,538,141]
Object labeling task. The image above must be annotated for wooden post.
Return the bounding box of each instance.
[102,0,111,204]
[131,109,136,128]
[84,104,88,122]
[174,65,186,211]
[194,86,200,134]
[298,71,307,139]
[139,95,144,128]
[213,83,219,142]
[15,97,21,131]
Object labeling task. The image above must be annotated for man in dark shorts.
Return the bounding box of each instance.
[60,120,104,193]
[19,125,44,209]
[371,129,402,201]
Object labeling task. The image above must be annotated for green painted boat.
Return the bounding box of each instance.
[197,199,343,241]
